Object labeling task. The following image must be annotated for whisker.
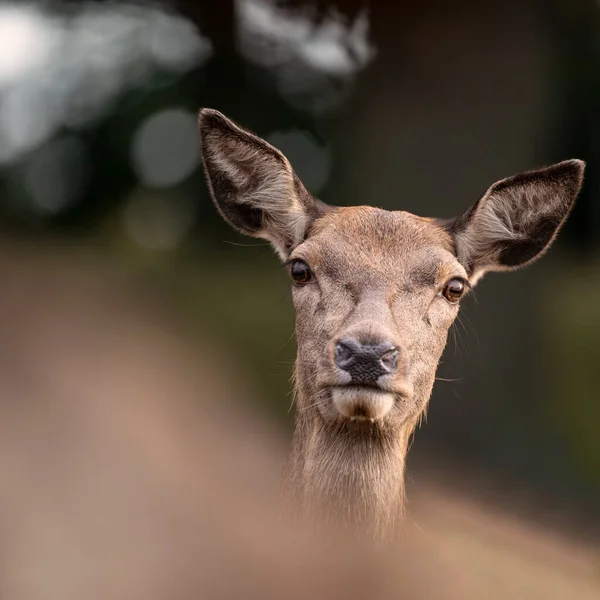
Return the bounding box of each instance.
[296,397,327,413]
[449,322,461,358]
[222,240,270,247]
[278,330,296,354]
[288,387,298,413]
[280,286,292,307]
[453,316,468,357]
[460,311,480,349]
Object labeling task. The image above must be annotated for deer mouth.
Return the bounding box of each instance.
[330,385,395,421]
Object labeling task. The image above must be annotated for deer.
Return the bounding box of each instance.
[198,108,585,542]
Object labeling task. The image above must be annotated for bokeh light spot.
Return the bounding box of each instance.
[131,108,200,188]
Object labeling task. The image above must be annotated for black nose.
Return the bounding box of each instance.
[334,337,399,385]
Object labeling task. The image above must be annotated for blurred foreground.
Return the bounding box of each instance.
[0,237,598,600]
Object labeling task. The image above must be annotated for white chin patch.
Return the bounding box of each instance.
[331,387,395,421]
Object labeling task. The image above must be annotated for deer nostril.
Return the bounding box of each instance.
[380,347,399,373]
[334,341,355,369]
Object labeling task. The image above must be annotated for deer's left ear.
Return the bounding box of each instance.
[448,159,585,284]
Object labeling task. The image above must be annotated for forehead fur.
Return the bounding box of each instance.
[307,206,454,256]
[297,206,460,287]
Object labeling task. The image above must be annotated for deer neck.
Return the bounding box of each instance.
[282,386,414,541]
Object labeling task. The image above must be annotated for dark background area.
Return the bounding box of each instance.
[0,0,599,534]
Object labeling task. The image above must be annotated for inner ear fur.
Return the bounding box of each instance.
[199,108,323,259]
[447,159,585,282]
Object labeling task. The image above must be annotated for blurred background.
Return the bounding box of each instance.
[0,0,599,598]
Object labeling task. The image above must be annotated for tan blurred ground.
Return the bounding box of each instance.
[0,239,598,600]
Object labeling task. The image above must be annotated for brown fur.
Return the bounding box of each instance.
[198,108,585,542]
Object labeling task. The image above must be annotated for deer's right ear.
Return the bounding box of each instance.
[199,108,319,260]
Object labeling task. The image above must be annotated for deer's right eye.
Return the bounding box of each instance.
[290,260,312,285]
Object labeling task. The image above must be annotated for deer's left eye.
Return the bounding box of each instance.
[442,278,466,303]
[290,260,312,285]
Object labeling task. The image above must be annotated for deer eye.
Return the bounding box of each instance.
[442,278,466,303]
[290,260,312,285]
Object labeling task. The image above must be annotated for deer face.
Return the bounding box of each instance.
[288,207,465,426]
[199,109,584,430]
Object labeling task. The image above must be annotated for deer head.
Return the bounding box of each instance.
[198,108,585,538]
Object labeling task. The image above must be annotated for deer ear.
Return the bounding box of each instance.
[449,160,585,284]
[199,108,320,260]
